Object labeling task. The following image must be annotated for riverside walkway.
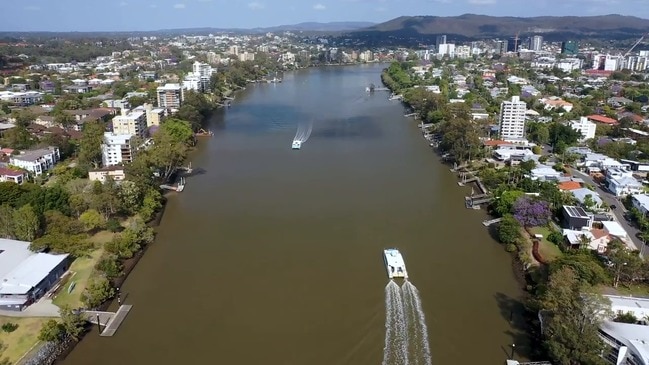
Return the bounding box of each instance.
[85,305,132,337]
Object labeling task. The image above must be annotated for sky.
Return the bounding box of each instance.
[2,0,649,32]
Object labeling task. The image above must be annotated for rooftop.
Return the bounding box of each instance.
[587,114,618,125]
[11,146,58,162]
[563,205,590,218]
[0,238,69,295]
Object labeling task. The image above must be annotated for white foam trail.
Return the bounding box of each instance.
[401,281,432,365]
[383,280,409,365]
[293,120,314,143]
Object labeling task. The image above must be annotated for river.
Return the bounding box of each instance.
[61,64,528,365]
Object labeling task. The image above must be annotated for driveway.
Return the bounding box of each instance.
[0,298,60,318]
[571,168,646,255]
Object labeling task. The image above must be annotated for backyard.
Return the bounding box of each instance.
[529,226,563,262]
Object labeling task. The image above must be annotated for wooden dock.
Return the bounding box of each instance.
[100,305,132,337]
[482,218,503,227]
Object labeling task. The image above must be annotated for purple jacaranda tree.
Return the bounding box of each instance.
[512,196,551,227]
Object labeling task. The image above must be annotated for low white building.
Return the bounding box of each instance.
[633,194,649,217]
[599,295,649,365]
[9,147,60,176]
[571,188,604,209]
[88,166,126,183]
[529,164,562,181]
[101,133,135,167]
[608,176,643,197]
[570,117,597,141]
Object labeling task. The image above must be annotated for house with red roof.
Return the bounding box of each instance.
[587,114,618,125]
[0,167,27,184]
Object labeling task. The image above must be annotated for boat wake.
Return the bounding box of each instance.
[293,119,314,144]
[383,280,432,365]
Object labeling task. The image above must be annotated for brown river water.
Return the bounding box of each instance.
[61,63,528,365]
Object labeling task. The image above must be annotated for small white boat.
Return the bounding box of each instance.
[292,140,302,150]
[383,248,408,279]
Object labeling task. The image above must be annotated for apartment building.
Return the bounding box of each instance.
[111,109,147,139]
[498,95,527,141]
[569,117,597,141]
[156,83,183,109]
[9,147,60,176]
[101,133,135,167]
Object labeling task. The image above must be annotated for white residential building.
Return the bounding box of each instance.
[499,95,527,141]
[570,117,597,141]
[9,147,60,176]
[530,35,543,51]
[599,295,649,365]
[156,83,183,109]
[111,109,147,139]
[632,194,649,217]
[101,133,135,167]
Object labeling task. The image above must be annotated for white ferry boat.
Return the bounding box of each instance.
[383,248,408,279]
[292,140,302,150]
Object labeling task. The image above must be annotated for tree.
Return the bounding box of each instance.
[11,109,36,127]
[38,319,65,342]
[59,305,84,340]
[77,120,105,170]
[81,276,115,309]
[13,204,40,241]
[494,190,525,216]
[95,254,123,280]
[607,240,643,288]
[139,188,162,221]
[512,196,551,227]
[539,267,610,365]
[52,110,75,128]
[1,126,35,149]
[498,214,522,245]
[159,118,194,145]
[79,208,105,232]
[0,204,15,238]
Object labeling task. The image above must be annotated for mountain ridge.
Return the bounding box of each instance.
[349,14,649,40]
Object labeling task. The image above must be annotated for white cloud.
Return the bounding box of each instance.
[118,1,128,7]
[150,4,157,8]
[173,3,186,8]
[313,3,326,10]
[248,1,264,10]
[467,0,496,4]
[197,0,213,2]
[24,5,41,11]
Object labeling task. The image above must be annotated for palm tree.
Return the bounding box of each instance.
[579,233,592,250]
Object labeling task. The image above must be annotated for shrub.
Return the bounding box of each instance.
[1,322,18,333]
[505,244,517,252]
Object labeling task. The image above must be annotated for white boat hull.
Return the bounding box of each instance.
[292,140,301,150]
[384,248,408,279]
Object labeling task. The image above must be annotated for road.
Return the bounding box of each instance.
[570,168,647,255]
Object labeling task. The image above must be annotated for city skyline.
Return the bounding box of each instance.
[2,0,649,32]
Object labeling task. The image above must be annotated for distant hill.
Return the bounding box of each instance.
[0,22,376,38]
[349,14,649,41]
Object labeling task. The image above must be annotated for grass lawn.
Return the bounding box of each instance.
[52,231,115,309]
[0,317,49,364]
[614,284,649,297]
[529,226,563,262]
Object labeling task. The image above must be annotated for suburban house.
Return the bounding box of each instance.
[0,238,70,311]
[561,205,593,230]
[608,176,643,197]
[529,164,563,181]
[88,166,126,183]
[9,146,61,176]
[632,195,649,217]
[571,188,604,210]
[0,167,27,184]
[562,228,610,253]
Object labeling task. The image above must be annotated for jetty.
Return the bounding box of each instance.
[482,217,503,227]
[161,176,186,192]
[85,305,133,337]
[195,128,214,137]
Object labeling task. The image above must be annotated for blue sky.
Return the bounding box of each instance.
[3,0,648,32]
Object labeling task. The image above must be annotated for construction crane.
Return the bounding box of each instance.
[624,33,647,57]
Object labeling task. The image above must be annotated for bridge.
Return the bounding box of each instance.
[84,305,133,337]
